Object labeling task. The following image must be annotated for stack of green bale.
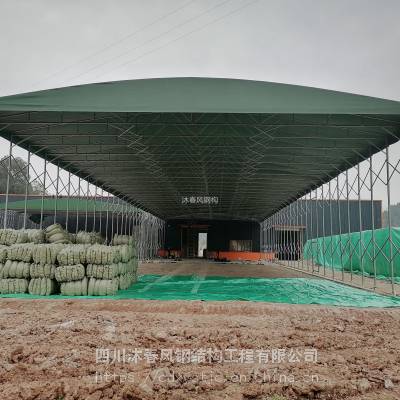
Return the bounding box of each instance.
[114,238,138,290]
[86,238,138,295]
[30,243,66,294]
[66,230,103,245]
[55,241,138,295]
[0,242,63,295]
[0,228,138,296]
[44,223,70,244]
[0,228,45,246]
[0,243,30,294]
[111,234,138,290]
[0,228,62,294]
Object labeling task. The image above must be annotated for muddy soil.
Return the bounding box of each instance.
[0,298,399,400]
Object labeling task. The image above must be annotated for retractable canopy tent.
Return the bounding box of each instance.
[0,77,400,221]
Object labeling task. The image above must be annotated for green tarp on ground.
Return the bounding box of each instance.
[303,227,400,280]
[1,274,400,308]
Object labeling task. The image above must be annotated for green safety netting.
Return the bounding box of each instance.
[1,274,400,308]
[303,227,400,281]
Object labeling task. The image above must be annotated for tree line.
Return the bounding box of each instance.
[0,156,45,194]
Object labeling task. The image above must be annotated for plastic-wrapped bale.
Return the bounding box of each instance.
[69,233,77,244]
[57,244,88,266]
[0,260,30,279]
[75,231,103,245]
[45,223,70,244]
[118,273,137,290]
[118,274,129,290]
[60,277,88,296]
[117,245,135,262]
[115,257,138,290]
[7,243,34,262]
[125,258,138,275]
[86,244,121,265]
[55,264,85,283]
[25,229,45,244]
[88,277,118,296]
[30,264,56,279]
[0,245,8,263]
[28,278,57,295]
[129,271,138,286]
[112,234,135,246]
[32,243,66,265]
[86,264,118,280]
[117,262,127,276]
[0,278,29,294]
[0,229,29,245]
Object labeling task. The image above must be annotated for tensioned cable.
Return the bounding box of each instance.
[73,0,260,83]
[61,0,234,85]
[28,0,197,90]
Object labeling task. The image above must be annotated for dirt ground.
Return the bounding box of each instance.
[1,298,400,399]
[1,260,399,400]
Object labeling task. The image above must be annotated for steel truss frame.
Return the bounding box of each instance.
[1,111,399,221]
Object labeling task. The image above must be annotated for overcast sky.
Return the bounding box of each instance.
[1,0,400,99]
[0,0,400,206]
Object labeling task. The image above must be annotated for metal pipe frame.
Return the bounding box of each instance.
[261,141,400,296]
[0,138,165,260]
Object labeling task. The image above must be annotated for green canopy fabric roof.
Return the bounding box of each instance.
[0,78,400,221]
[1,77,400,114]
